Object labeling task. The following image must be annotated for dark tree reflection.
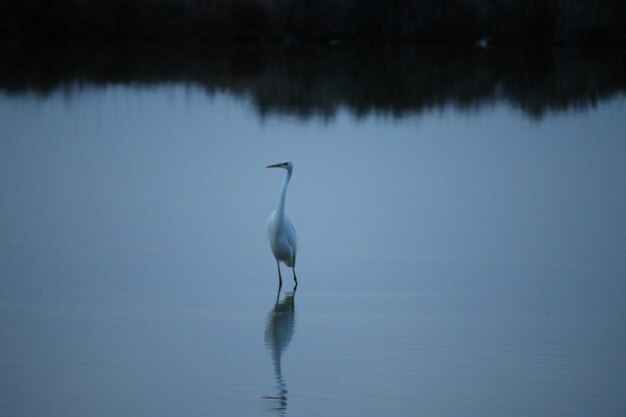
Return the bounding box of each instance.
[1,42,624,120]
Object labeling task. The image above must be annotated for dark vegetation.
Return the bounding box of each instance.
[0,0,625,44]
[1,42,624,119]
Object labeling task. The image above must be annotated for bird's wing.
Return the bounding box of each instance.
[286,217,297,254]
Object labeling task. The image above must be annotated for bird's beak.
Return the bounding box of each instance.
[266,162,282,168]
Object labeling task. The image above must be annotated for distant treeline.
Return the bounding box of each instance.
[1,42,624,119]
[0,0,625,44]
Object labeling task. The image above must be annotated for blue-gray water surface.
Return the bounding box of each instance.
[1,46,625,417]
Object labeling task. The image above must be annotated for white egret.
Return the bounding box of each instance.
[266,160,298,289]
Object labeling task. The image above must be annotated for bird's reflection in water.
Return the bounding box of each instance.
[263,288,296,415]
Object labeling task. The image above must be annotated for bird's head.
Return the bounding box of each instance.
[266,160,293,171]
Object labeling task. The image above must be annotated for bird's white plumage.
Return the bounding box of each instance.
[267,210,297,267]
[266,160,298,285]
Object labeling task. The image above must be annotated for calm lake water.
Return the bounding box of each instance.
[1,44,625,417]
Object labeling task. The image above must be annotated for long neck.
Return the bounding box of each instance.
[276,168,292,219]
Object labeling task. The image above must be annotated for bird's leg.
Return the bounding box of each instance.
[275,283,281,306]
[276,260,283,289]
[292,267,298,290]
